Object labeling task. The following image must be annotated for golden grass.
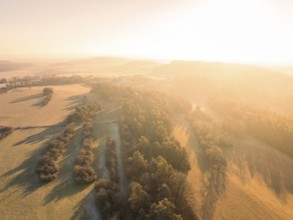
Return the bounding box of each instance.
[172,115,293,220]
[0,97,123,219]
[0,84,90,127]
[0,128,95,220]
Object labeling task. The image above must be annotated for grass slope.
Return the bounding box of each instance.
[172,116,293,220]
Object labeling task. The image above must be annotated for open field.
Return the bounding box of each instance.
[0,84,90,127]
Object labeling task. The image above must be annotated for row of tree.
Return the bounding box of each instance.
[68,101,101,123]
[95,179,124,219]
[73,122,97,184]
[1,75,87,91]
[189,107,228,220]
[36,124,76,182]
[209,100,293,158]
[95,138,123,219]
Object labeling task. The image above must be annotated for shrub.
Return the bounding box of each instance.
[36,124,76,182]
[43,87,54,96]
[95,179,123,219]
[73,124,97,184]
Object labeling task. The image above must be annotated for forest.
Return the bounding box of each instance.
[91,83,195,219]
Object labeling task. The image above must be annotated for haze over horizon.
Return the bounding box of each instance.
[1,0,293,65]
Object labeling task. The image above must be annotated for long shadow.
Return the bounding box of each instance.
[70,190,101,220]
[225,137,293,201]
[44,128,88,204]
[70,194,90,220]
[186,123,227,220]
[64,94,87,111]
[201,161,227,220]
[186,124,209,173]
[0,127,61,199]
[10,93,43,104]
[31,98,45,108]
[13,125,64,146]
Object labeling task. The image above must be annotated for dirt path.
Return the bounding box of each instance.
[83,192,103,220]
[109,122,128,197]
[97,140,109,179]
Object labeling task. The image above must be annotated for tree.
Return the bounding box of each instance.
[150,156,174,187]
[128,182,150,214]
[136,136,153,159]
[43,87,54,96]
[127,151,147,178]
[0,78,7,83]
[148,198,183,220]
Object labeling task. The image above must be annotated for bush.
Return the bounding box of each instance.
[73,124,97,184]
[74,165,97,184]
[43,87,54,96]
[95,179,123,219]
[36,124,76,182]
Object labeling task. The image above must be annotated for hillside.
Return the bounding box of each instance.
[0,66,293,220]
[155,61,293,119]
[173,116,293,220]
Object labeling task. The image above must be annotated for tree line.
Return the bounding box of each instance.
[209,100,293,158]
[73,122,97,184]
[188,107,228,220]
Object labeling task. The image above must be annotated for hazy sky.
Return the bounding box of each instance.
[1,0,293,64]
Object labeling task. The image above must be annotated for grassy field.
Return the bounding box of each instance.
[0,84,90,127]
[0,84,93,220]
[0,127,94,220]
[0,94,125,219]
[172,115,293,220]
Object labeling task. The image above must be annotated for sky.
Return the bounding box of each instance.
[0,0,293,64]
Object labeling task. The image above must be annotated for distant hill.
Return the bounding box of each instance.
[50,57,161,75]
[154,60,293,119]
[0,60,32,72]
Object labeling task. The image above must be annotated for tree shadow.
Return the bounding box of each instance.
[200,162,227,220]
[10,93,43,104]
[70,194,91,220]
[44,179,87,205]
[225,136,293,202]
[185,124,209,173]
[64,94,87,111]
[0,135,53,199]
[70,189,101,220]
[13,126,64,146]
[44,128,88,204]
[31,98,45,108]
